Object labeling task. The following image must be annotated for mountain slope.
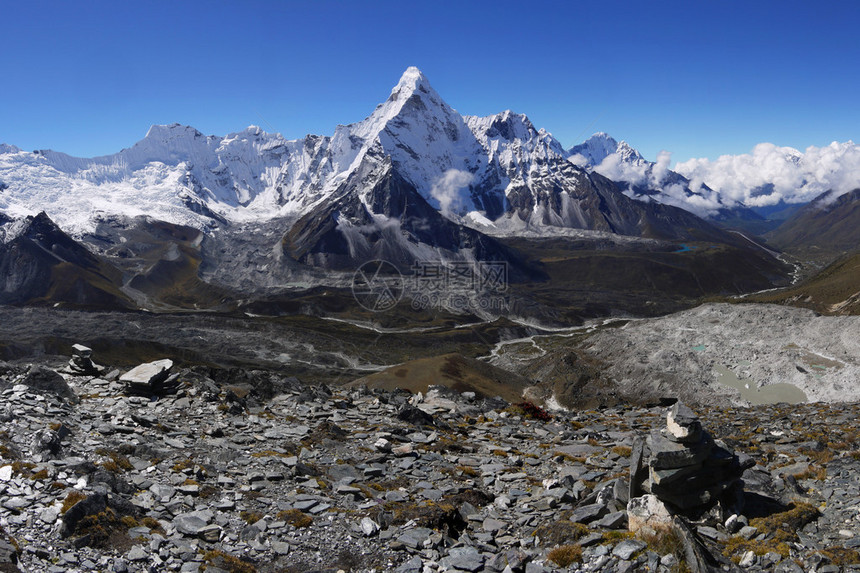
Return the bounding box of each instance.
[347,352,533,403]
[0,212,134,308]
[749,252,860,315]
[766,188,860,256]
[284,156,537,279]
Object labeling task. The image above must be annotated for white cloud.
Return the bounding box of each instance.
[651,150,672,186]
[593,153,649,186]
[675,141,860,207]
[568,153,589,168]
[429,169,473,215]
[592,148,672,190]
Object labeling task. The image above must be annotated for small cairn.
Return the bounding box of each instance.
[120,359,180,396]
[627,401,756,571]
[67,344,105,376]
[630,401,754,515]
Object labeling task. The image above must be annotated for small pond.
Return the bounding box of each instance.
[713,364,807,405]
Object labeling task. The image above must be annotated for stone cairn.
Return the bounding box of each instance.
[627,401,756,571]
[628,402,755,529]
[66,344,105,376]
[629,401,755,522]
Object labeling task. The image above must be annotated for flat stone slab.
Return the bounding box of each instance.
[569,502,607,524]
[121,359,173,385]
[71,344,92,357]
[613,539,647,560]
[649,429,713,470]
[650,461,704,486]
[555,443,601,457]
[440,546,485,572]
[651,477,741,509]
[396,527,433,549]
[595,510,628,529]
[172,510,213,536]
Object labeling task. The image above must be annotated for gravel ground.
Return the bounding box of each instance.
[1,353,860,572]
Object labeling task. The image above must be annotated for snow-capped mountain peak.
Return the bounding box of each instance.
[333,67,488,215]
[144,122,205,141]
[389,66,434,99]
[615,140,646,164]
[567,132,645,168]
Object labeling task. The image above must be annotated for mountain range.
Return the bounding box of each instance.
[0,68,751,238]
[0,67,855,316]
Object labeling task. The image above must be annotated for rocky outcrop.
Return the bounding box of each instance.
[627,402,754,572]
[0,212,134,309]
[18,365,77,403]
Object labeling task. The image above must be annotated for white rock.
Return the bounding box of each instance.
[0,465,12,481]
[40,506,59,524]
[374,438,390,452]
[360,517,379,536]
[739,550,756,567]
[71,344,92,357]
[627,494,674,535]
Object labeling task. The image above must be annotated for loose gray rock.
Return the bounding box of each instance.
[612,539,646,560]
[440,546,484,572]
[21,365,77,402]
[172,512,211,536]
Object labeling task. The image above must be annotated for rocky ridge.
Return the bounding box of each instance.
[0,353,859,572]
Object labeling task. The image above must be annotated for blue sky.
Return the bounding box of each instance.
[2,1,858,164]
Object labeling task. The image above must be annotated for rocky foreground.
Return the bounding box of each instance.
[1,356,860,573]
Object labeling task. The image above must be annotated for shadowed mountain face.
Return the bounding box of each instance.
[284,159,535,277]
[767,188,860,257]
[0,212,134,308]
